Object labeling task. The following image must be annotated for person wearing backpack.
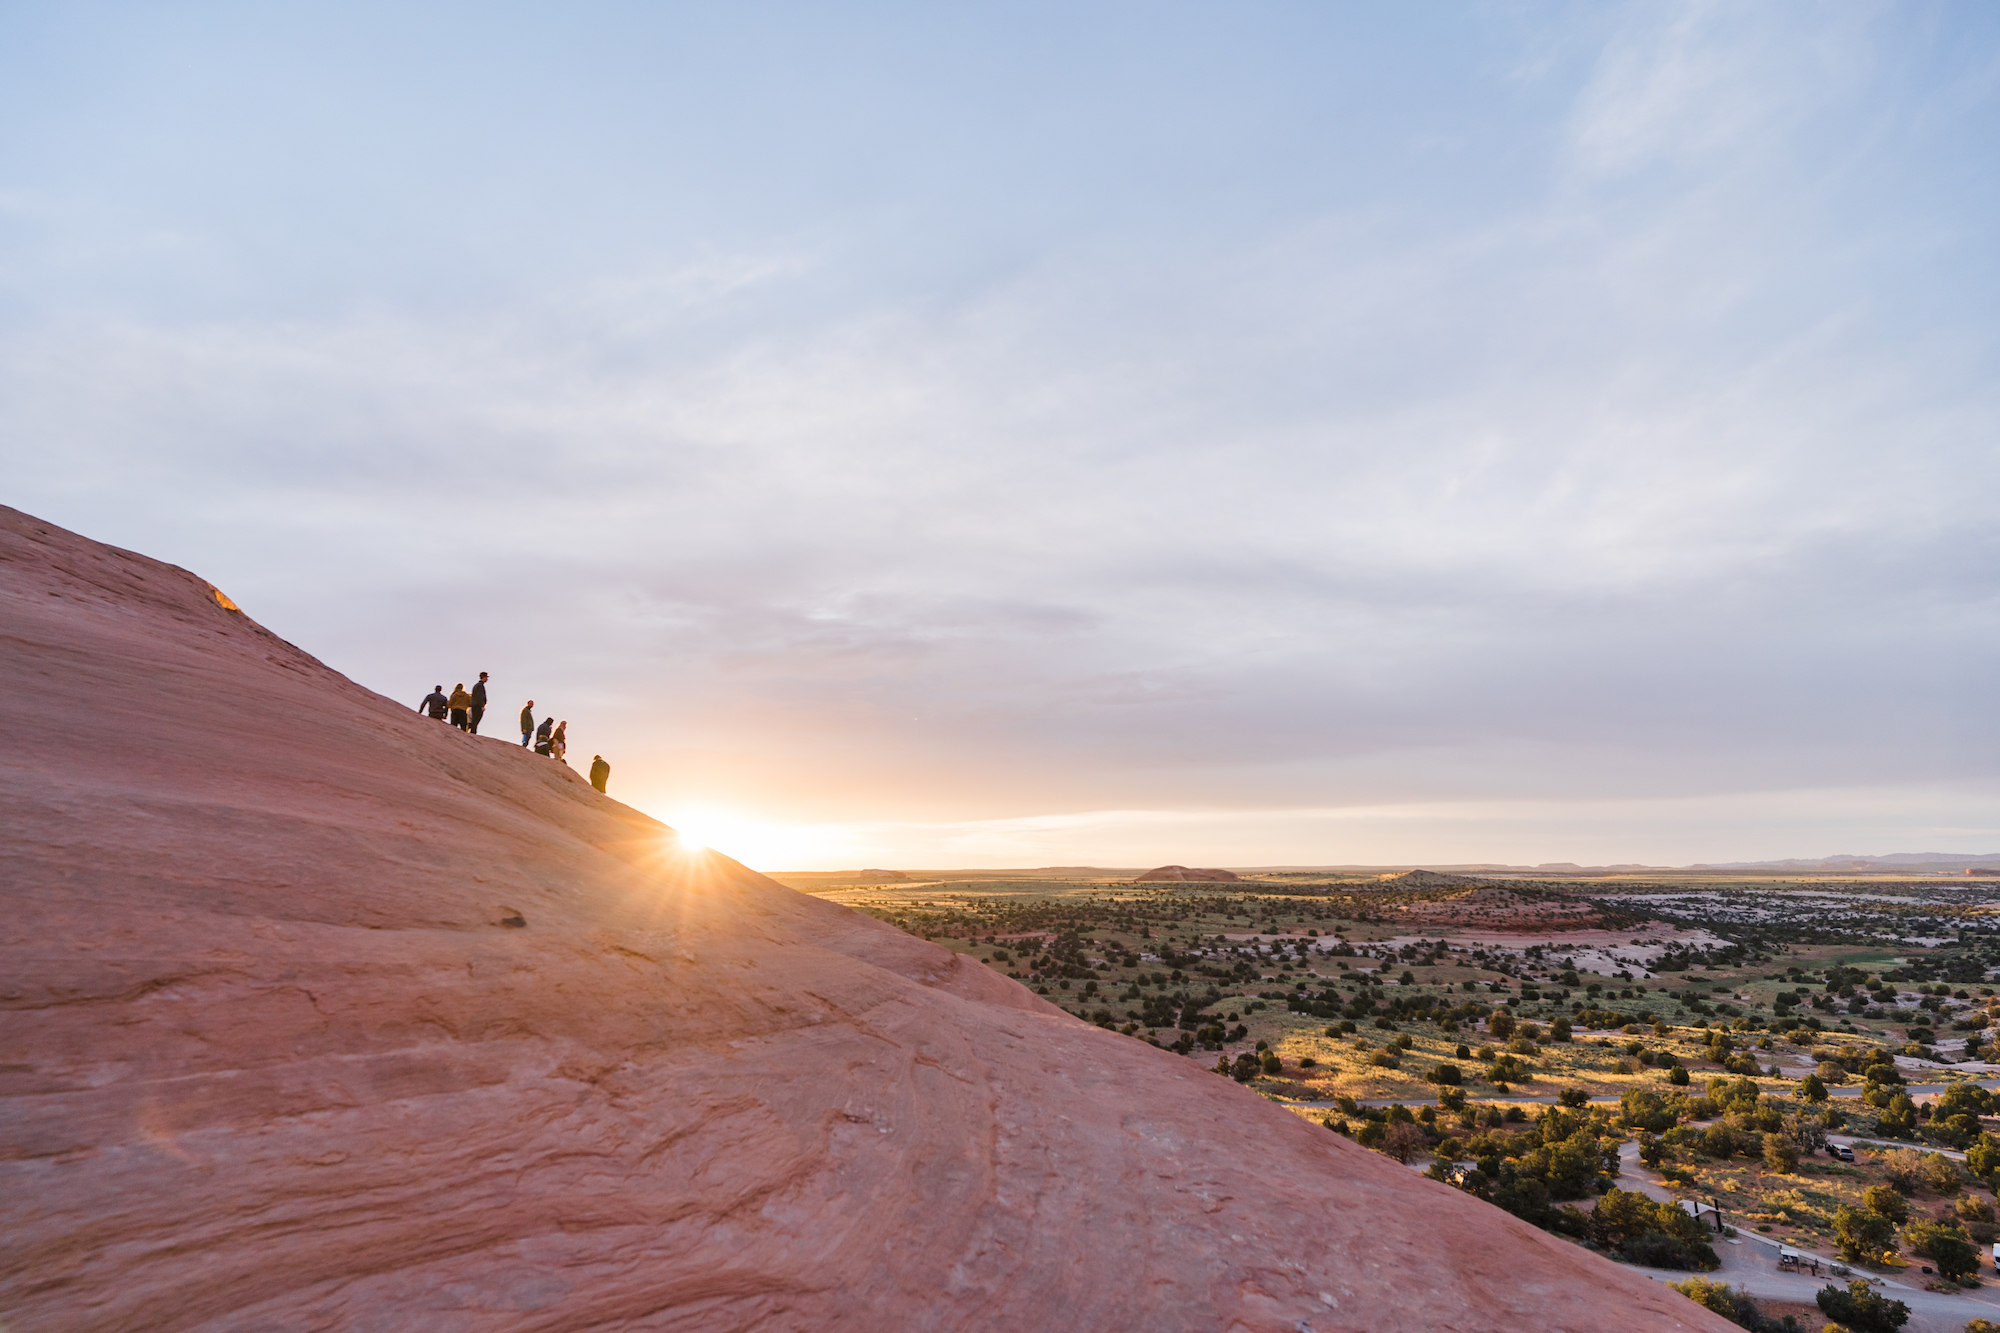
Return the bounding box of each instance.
[534,716,555,756]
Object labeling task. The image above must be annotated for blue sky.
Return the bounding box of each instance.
[5,2,1998,867]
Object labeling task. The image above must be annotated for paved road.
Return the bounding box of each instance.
[1828,1078,2000,1101]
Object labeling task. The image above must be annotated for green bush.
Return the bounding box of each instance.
[1815,1278,1909,1332]
[1666,1276,1767,1327]
[1929,1230,1979,1282]
[1862,1186,1908,1224]
[1969,1132,2000,1181]
[1832,1205,1898,1261]
[1593,1188,1720,1270]
[1620,1087,1676,1133]
[1667,1064,1690,1086]
[1762,1132,1799,1174]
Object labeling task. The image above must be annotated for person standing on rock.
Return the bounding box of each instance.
[589,755,609,793]
[519,700,535,747]
[534,716,555,756]
[419,685,450,721]
[550,720,568,764]
[446,682,473,731]
[468,672,489,734]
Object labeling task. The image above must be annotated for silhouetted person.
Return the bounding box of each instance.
[447,683,473,731]
[520,700,535,747]
[469,672,489,734]
[551,720,568,764]
[589,755,609,793]
[534,716,555,756]
[419,685,449,721]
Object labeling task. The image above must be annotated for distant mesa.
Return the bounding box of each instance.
[1135,865,1242,882]
[855,868,910,882]
[1378,869,1481,889]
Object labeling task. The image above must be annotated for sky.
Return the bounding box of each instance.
[4,2,1999,869]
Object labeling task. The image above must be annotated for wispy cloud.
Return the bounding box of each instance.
[3,3,1997,866]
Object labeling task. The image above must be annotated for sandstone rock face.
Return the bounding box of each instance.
[1135,864,1243,882]
[0,506,1729,1332]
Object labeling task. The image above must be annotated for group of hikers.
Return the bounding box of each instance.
[417,673,611,794]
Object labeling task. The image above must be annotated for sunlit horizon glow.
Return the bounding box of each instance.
[6,6,1998,867]
[629,787,2000,875]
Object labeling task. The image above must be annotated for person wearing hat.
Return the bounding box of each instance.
[589,754,610,793]
[419,685,449,721]
[469,672,490,734]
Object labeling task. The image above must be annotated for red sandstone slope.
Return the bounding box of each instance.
[0,507,1729,1333]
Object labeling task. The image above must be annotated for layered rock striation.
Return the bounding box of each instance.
[0,506,1727,1332]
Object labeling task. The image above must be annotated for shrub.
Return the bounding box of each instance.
[1431,1063,1462,1086]
[1591,1188,1719,1270]
[1958,1192,1996,1231]
[1668,1064,1690,1086]
[1801,1072,1828,1103]
[1922,1151,1968,1194]
[1815,1060,1850,1084]
[1667,1277,1764,1328]
[1917,1225,1978,1282]
[1380,1121,1427,1164]
[1762,1133,1799,1174]
[1297,1056,1317,1068]
[1621,1087,1676,1133]
[1370,1050,1400,1069]
[1815,1277,1910,1332]
[1969,1132,2000,1181]
[1878,1148,1927,1193]
[1702,1124,1738,1160]
[1863,1186,1909,1224]
[1489,1010,1516,1040]
[1831,1205,1898,1262]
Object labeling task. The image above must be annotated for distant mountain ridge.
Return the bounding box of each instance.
[1687,852,2000,871]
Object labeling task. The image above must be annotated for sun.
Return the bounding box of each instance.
[657,806,832,870]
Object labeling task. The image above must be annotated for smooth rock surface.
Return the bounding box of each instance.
[0,505,1731,1331]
